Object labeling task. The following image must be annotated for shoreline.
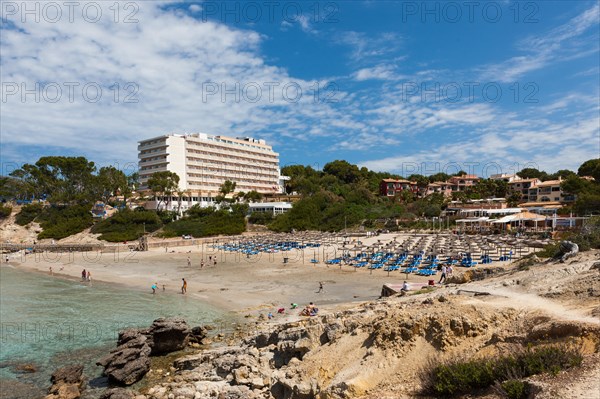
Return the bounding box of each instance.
[5,233,439,320]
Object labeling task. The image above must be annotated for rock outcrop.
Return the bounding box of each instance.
[97,318,192,386]
[97,329,152,386]
[558,240,579,262]
[100,388,136,399]
[146,318,191,355]
[44,364,85,399]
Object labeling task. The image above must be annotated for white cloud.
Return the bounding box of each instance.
[335,31,402,62]
[188,4,202,13]
[0,2,346,164]
[480,4,599,82]
[353,65,396,81]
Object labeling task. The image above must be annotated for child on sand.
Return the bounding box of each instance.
[152,283,158,294]
[181,278,187,294]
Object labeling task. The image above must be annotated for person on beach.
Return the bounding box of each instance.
[81,269,86,281]
[268,312,273,320]
[49,267,53,275]
[277,307,285,314]
[87,271,91,282]
[162,284,166,292]
[401,281,409,293]
[213,259,217,267]
[151,282,158,294]
[187,257,191,268]
[5,255,8,263]
[290,303,298,309]
[447,265,453,277]
[181,278,187,294]
[438,265,447,284]
[200,260,205,269]
[317,281,324,293]
[300,302,315,316]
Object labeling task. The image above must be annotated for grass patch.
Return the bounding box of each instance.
[410,287,436,295]
[420,344,582,397]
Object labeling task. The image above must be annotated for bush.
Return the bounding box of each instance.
[162,208,246,238]
[499,379,531,399]
[0,204,12,218]
[568,217,600,251]
[421,345,582,396]
[536,243,560,258]
[92,209,162,242]
[15,203,44,225]
[36,205,94,240]
[248,211,274,225]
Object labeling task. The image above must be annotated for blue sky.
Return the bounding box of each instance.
[1,0,598,178]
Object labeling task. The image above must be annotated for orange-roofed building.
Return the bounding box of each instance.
[379,179,418,197]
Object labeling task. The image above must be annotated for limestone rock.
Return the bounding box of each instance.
[97,331,151,386]
[146,318,191,355]
[45,364,85,399]
[100,388,135,399]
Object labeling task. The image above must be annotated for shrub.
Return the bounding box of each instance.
[248,211,274,225]
[499,379,531,399]
[162,208,246,237]
[421,345,582,396]
[162,207,246,237]
[36,205,94,239]
[535,243,560,258]
[15,203,44,225]
[0,204,12,218]
[92,209,162,242]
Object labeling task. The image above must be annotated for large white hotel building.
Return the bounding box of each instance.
[138,133,286,211]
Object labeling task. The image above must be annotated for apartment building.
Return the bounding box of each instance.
[379,179,419,197]
[527,177,575,203]
[425,181,453,196]
[447,174,480,191]
[138,133,283,211]
[509,178,541,200]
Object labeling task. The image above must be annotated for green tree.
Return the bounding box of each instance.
[323,160,361,184]
[517,167,550,181]
[97,166,128,204]
[219,180,237,196]
[428,173,451,183]
[10,156,97,204]
[147,171,180,210]
[244,190,263,203]
[578,159,600,181]
[408,174,429,197]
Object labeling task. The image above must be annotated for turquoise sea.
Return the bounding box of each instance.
[0,265,231,398]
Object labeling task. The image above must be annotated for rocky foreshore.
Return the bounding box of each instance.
[114,295,599,398]
[40,254,600,399]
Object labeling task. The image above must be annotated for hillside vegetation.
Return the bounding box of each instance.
[3,157,600,240]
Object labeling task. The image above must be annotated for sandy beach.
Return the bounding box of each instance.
[8,233,438,318]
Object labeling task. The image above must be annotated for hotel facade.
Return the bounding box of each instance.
[138,133,285,211]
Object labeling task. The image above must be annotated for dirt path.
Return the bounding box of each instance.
[464,287,600,325]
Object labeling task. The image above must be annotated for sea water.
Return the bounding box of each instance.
[0,265,231,397]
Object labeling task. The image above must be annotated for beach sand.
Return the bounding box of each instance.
[10,233,437,318]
